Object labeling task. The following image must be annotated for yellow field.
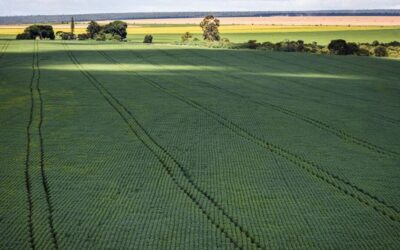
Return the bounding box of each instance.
[1,25,399,36]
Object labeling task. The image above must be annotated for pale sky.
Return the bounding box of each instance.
[0,0,399,16]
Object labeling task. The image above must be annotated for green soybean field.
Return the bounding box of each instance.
[1,39,400,249]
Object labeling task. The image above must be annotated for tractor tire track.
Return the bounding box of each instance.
[63,44,265,250]
[24,40,37,250]
[102,47,400,222]
[0,40,10,59]
[178,48,400,159]
[34,41,59,250]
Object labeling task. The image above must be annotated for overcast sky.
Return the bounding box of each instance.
[1,0,399,16]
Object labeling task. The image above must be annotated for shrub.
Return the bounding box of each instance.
[372,40,380,46]
[358,45,371,56]
[328,39,349,55]
[193,38,200,42]
[181,32,193,42]
[95,32,106,41]
[60,32,76,40]
[276,40,305,52]
[386,41,400,47]
[16,32,31,40]
[260,42,275,50]
[374,46,388,57]
[347,42,360,55]
[144,35,153,43]
[77,33,90,40]
[246,40,261,49]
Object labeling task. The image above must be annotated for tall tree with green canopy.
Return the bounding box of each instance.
[200,15,220,42]
[86,21,102,39]
[103,21,128,40]
[71,16,75,35]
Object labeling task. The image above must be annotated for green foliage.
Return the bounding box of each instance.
[77,33,90,40]
[16,25,55,40]
[328,39,350,55]
[372,40,380,46]
[71,16,75,35]
[1,41,400,249]
[181,32,193,42]
[58,32,76,40]
[200,15,221,42]
[95,32,106,41]
[103,21,128,40]
[87,21,102,39]
[275,40,305,52]
[143,35,153,43]
[347,42,360,55]
[374,46,388,57]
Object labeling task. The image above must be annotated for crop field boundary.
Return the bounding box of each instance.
[179,48,400,159]
[63,43,267,250]
[98,46,400,222]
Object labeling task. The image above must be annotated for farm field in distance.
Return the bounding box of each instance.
[0,39,400,249]
[1,16,400,44]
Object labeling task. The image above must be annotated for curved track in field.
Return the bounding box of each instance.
[180,48,400,159]
[24,41,59,249]
[100,47,400,222]
[63,43,266,250]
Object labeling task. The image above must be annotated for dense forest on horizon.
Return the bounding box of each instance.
[1,10,400,24]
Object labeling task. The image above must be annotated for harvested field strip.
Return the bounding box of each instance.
[99,47,400,222]
[63,43,266,250]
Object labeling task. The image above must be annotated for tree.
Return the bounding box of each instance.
[328,39,349,55]
[71,17,75,35]
[103,21,128,40]
[200,15,220,42]
[87,21,102,39]
[16,25,55,40]
[143,35,153,43]
[374,46,388,57]
[181,32,193,42]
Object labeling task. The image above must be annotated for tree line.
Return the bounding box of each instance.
[16,19,128,41]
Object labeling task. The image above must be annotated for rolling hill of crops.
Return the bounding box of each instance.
[0,39,400,249]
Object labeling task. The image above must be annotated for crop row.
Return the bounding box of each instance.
[184,48,400,159]
[227,49,400,124]
[63,43,266,250]
[126,46,400,215]
[105,47,400,222]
